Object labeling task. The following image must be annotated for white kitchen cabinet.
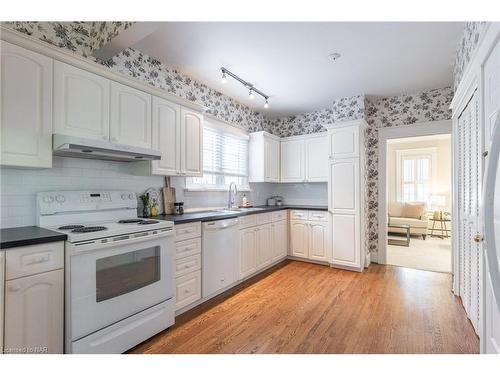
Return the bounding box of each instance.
[180,107,203,176]
[271,220,288,261]
[290,220,309,258]
[281,139,305,182]
[309,221,329,262]
[256,224,273,270]
[305,135,328,182]
[110,82,152,149]
[327,120,366,272]
[151,97,181,175]
[239,227,258,279]
[4,269,64,354]
[174,271,201,311]
[1,41,53,168]
[249,131,280,182]
[0,251,4,353]
[54,61,110,141]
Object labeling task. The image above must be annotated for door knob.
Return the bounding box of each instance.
[474,234,484,243]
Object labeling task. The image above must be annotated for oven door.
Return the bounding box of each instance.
[67,229,174,341]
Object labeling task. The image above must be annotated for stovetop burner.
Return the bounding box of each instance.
[138,220,160,225]
[118,219,144,224]
[71,226,108,233]
[58,225,84,230]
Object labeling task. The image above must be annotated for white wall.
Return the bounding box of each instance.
[387,136,452,211]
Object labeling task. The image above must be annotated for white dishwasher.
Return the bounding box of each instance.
[202,217,240,298]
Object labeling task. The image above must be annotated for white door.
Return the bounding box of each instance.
[329,125,359,158]
[256,225,273,270]
[110,82,152,148]
[305,136,328,182]
[271,220,288,261]
[4,269,64,354]
[281,139,305,182]
[290,220,309,258]
[180,107,203,176]
[264,137,280,182]
[331,214,360,268]
[1,41,53,168]
[240,228,257,279]
[54,61,110,140]
[151,97,181,175]
[309,222,329,262]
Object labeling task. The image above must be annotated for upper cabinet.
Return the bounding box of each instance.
[280,133,328,183]
[249,131,280,182]
[180,107,203,176]
[1,41,53,168]
[110,82,152,148]
[151,97,181,175]
[329,125,359,158]
[54,61,110,141]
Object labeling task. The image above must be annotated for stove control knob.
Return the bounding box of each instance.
[121,193,127,200]
[56,195,65,203]
[43,196,54,204]
[128,193,135,200]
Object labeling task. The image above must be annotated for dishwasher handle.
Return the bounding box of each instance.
[203,218,239,231]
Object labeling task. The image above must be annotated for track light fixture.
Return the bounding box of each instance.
[220,67,269,109]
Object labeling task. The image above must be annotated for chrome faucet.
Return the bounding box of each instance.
[227,182,238,209]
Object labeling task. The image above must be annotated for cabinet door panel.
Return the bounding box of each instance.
[151,97,181,175]
[239,228,257,279]
[281,139,304,182]
[329,158,359,213]
[329,126,358,158]
[310,222,329,262]
[305,136,328,182]
[290,220,309,258]
[110,82,152,148]
[0,251,4,352]
[4,269,64,354]
[272,220,288,261]
[265,137,280,182]
[180,108,203,176]
[54,61,110,140]
[1,42,52,168]
[331,214,360,268]
[256,225,272,270]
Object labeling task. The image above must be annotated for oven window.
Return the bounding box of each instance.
[96,246,161,302]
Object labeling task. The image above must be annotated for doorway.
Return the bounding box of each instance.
[385,134,452,273]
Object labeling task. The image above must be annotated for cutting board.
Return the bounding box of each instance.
[162,176,176,215]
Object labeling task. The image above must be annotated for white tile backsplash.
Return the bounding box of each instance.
[0,157,327,228]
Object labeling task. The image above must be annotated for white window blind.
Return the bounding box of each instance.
[186,121,249,190]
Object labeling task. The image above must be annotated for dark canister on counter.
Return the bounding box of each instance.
[174,202,184,215]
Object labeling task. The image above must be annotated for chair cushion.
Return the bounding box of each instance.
[389,216,428,228]
[402,202,427,219]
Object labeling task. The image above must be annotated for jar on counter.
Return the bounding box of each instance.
[174,202,184,215]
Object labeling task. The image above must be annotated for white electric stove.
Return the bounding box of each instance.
[37,190,175,354]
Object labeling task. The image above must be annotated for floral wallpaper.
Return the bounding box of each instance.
[2,21,133,58]
[264,95,365,137]
[453,21,487,90]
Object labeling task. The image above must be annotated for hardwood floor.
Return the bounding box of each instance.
[129,260,479,354]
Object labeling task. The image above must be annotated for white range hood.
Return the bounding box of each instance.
[52,134,161,162]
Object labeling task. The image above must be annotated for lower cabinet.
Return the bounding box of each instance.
[240,227,258,279]
[271,220,288,261]
[256,224,273,269]
[174,271,202,310]
[4,269,64,354]
[0,251,4,353]
[289,210,330,263]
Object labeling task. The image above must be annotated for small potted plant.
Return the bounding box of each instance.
[139,192,150,218]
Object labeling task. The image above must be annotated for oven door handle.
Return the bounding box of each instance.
[68,229,174,253]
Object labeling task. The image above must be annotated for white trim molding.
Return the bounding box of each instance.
[377,120,452,265]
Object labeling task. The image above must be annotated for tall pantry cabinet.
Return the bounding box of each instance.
[326,120,366,272]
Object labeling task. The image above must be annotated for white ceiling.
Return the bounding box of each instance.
[130,22,464,118]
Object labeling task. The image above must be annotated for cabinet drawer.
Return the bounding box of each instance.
[255,212,272,225]
[6,242,64,280]
[290,210,308,220]
[175,237,201,259]
[239,214,257,229]
[175,271,201,310]
[308,211,329,222]
[175,253,201,277]
[175,222,201,242]
[271,210,287,222]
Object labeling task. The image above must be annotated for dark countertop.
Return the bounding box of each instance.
[148,205,328,224]
[0,226,67,250]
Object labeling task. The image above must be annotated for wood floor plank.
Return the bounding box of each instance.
[129,261,479,354]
